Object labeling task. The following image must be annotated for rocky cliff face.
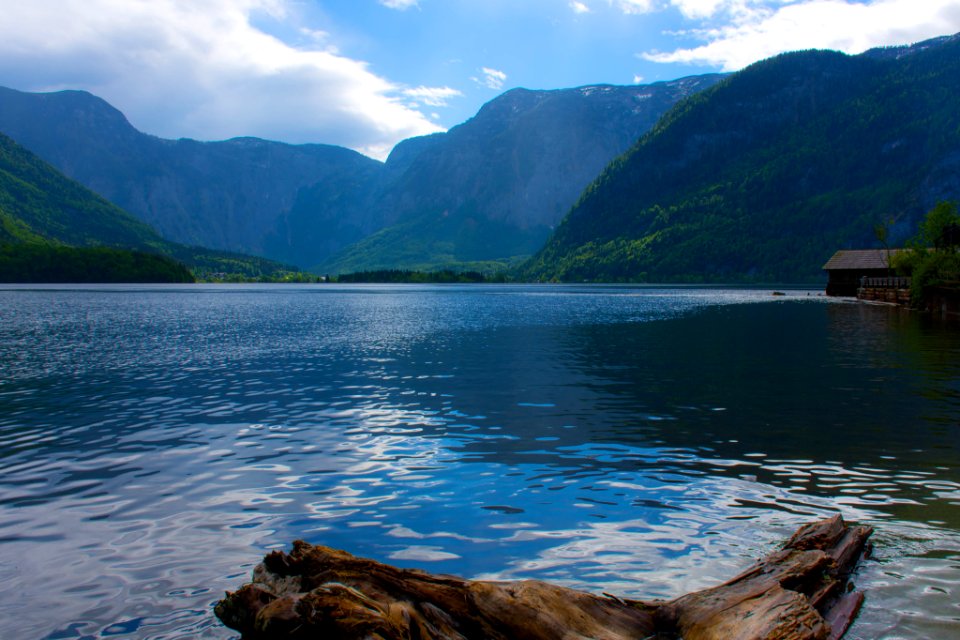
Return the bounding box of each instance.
[388,84,687,231]
[316,75,724,273]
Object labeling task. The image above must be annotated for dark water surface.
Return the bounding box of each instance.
[1,284,958,639]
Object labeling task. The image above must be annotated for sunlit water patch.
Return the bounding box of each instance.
[0,284,958,638]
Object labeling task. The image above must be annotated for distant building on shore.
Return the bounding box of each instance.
[822,249,903,296]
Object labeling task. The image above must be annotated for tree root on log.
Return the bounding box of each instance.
[215,514,872,640]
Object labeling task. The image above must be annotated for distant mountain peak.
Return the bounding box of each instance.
[577,85,617,96]
[318,74,726,274]
[0,85,379,260]
[862,31,960,60]
[0,85,137,135]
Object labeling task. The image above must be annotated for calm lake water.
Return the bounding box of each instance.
[1,284,958,639]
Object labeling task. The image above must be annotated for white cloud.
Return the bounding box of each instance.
[402,86,464,107]
[642,0,960,70]
[380,0,420,10]
[571,1,592,13]
[612,0,758,19]
[669,0,730,19]
[0,0,443,159]
[633,74,646,83]
[299,26,331,42]
[474,67,508,90]
[613,0,658,14]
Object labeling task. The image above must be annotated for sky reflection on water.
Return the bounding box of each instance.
[0,284,958,639]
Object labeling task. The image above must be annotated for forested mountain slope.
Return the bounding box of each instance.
[0,132,302,281]
[522,35,960,282]
[0,131,164,249]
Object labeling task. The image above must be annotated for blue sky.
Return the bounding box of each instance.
[1,1,958,159]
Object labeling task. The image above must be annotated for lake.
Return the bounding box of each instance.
[1,284,958,639]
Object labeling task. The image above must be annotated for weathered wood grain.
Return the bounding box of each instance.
[216,514,872,640]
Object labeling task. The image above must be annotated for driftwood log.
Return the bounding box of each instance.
[216,514,872,640]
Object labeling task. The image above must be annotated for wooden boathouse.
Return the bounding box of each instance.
[822,249,904,297]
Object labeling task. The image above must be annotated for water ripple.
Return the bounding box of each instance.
[0,285,957,638]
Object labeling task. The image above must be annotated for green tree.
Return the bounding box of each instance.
[919,201,960,250]
[894,201,960,308]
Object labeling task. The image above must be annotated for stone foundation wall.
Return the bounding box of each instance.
[857,287,911,305]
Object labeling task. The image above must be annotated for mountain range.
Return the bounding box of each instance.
[0,76,723,272]
[2,33,958,282]
[0,86,379,262]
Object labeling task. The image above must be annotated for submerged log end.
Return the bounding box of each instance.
[216,515,872,640]
[668,514,873,640]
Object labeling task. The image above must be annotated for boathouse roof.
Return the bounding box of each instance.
[822,249,903,271]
